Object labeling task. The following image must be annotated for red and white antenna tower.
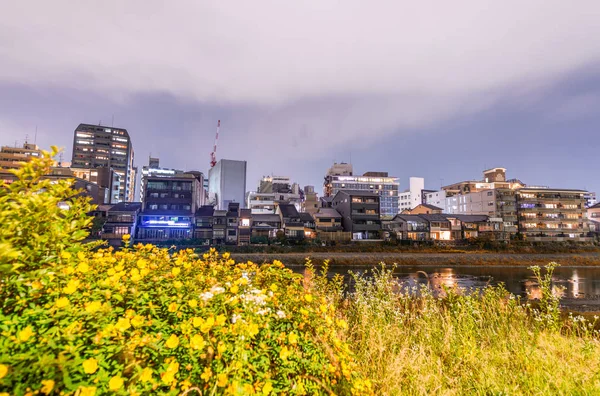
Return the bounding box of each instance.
[210,120,220,168]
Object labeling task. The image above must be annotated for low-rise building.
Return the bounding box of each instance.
[276,203,304,241]
[384,214,429,240]
[238,208,252,245]
[194,205,215,244]
[102,202,142,246]
[402,203,443,215]
[418,214,452,241]
[251,214,281,240]
[226,203,240,245]
[212,210,227,244]
[332,190,381,240]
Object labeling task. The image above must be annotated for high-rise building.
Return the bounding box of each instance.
[71,123,135,202]
[208,159,247,210]
[324,163,399,219]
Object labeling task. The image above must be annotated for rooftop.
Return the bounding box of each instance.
[314,208,342,219]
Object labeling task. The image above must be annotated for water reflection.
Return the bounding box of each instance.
[296,265,600,306]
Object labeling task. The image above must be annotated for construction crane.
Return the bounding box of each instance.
[210,120,221,168]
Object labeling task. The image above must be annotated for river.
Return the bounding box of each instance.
[287,264,600,312]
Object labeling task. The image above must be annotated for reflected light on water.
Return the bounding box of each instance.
[572,270,580,298]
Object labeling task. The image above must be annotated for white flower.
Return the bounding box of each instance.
[276,310,286,319]
[231,314,241,324]
[200,291,214,302]
[211,286,226,295]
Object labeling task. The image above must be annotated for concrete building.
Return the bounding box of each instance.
[332,190,381,240]
[588,202,600,234]
[324,163,399,219]
[302,185,320,216]
[247,175,302,214]
[137,171,204,241]
[585,192,597,208]
[399,177,425,211]
[424,190,447,212]
[208,159,247,210]
[194,205,215,244]
[0,142,44,171]
[50,165,120,204]
[71,123,136,202]
[517,187,589,240]
[442,168,521,235]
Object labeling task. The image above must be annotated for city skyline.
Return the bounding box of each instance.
[1,2,599,195]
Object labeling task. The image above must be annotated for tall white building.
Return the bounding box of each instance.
[424,190,447,212]
[399,177,425,211]
[208,159,247,210]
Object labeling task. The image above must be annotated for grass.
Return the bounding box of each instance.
[309,262,600,395]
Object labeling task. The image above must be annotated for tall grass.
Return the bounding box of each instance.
[310,262,600,395]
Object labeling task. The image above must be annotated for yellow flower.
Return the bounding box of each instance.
[168,302,178,313]
[31,281,43,290]
[304,294,313,303]
[139,367,153,383]
[136,259,147,269]
[201,317,215,333]
[288,332,298,345]
[0,364,8,379]
[109,376,124,391]
[172,267,181,276]
[77,262,89,273]
[166,334,180,349]
[223,252,231,259]
[270,284,278,292]
[41,379,55,394]
[115,318,131,332]
[131,315,145,328]
[217,373,227,387]
[200,367,212,381]
[78,386,97,396]
[130,268,141,282]
[122,234,131,241]
[190,334,206,350]
[217,342,226,355]
[188,299,198,308]
[279,346,291,360]
[337,319,348,329]
[63,279,80,294]
[243,383,255,394]
[230,285,239,294]
[262,381,273,394]
[60,251,72,259]
[239,277,249,286]
[248,323,259,337]
[299,308,308,316]
[173,280,183,289]
[192,317,204,328]
[82,358,99,374]
[86,301,102,313]
[216,314,227,326]
[18,326,34,342]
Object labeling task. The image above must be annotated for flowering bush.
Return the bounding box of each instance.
[0,151,371,395]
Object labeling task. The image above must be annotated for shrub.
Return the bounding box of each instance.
[0,152,371,395]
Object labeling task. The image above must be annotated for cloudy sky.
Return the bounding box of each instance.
[1,1,599,197]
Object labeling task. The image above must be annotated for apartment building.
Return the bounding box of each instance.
[247,176,302,214]
[71,123,136,202]
[332,190,381,240]
[302,185,320,216]
[324,163,399,219]
[588,203,600,234]
[101,202,142,246]
[517,187,589,240]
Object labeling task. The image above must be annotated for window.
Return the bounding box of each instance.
[487,191,493,196]
[228,229,237,236]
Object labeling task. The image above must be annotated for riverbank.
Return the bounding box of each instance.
[232,251,600,267]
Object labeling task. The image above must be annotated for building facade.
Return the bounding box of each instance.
[208,159,247,210]
[516,188,589,240]
[399,177,425,211]
[324,163,398,219]
[332,190,381,240]
[71,123,135,202]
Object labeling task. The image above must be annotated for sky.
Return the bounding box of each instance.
[1,1,599,197]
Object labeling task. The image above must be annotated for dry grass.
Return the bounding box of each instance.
[311,263,600,395]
